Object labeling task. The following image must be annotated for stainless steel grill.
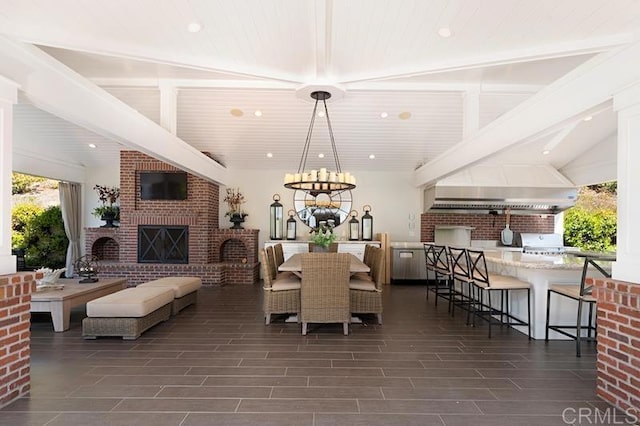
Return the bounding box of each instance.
[520,233,566,255]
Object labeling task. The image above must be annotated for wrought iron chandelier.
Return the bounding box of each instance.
[284,90,356,196]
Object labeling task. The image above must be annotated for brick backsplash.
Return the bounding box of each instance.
[420,212,555,242]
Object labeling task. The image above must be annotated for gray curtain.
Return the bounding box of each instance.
[59,182,81,277]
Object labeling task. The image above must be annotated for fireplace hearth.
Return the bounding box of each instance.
[138,225,188,264]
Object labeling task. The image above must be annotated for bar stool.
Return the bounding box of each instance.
[468,249,531,339]
[424,244,453,309]
[545,255,612,357]
[447,246,474,321]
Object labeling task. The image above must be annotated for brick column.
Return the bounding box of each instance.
[0,272,36,408]
[593,277,640,414]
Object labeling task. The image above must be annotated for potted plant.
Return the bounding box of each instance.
[92,185,120,227]
[310,223,337,250]
[223,187,247,229]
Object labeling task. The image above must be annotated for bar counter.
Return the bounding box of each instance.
[481,250,613,339]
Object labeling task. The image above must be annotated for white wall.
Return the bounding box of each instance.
[220,169,423,250]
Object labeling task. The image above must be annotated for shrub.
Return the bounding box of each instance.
[23,205,68,269]
[11,203,44,248]
[12,172,45,194]
[564,186,617,252]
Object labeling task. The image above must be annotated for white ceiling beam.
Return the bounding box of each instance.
[414,39,640,187]
[339,33,632,84]
[24,40,305,85]
[0,35,228,185]
[159,80,177,135]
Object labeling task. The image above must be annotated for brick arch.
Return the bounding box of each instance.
[219,238,248,263]
[85,228,121,262]
[211,229,259,265]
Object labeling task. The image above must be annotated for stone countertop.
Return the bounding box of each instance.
[483,250,595,270]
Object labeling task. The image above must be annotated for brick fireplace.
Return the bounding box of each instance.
[84,151,259,286]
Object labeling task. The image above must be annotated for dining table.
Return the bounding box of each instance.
[278,252,370,278]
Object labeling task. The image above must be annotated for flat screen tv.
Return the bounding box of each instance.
[140,172,188,200]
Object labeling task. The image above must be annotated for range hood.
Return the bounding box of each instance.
[424,164,578,214]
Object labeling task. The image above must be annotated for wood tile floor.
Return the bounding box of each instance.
[0,283,613,426]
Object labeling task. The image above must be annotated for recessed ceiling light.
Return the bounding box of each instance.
[266,152,273,158]
[187,22,202,33]
[398,111,412,120]
[254,110,262,117]
[317,111,325,118]
[438,27,452,38]
[583,115,593,121]
[230,108,244,117]
[318,153,325,158]
[542,150,550,155]
[88,143,97,148]
[369,154,376,159]
[380,112,388,118]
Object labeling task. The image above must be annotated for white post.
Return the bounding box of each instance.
[0,76,19,275]
[612,81,640,284]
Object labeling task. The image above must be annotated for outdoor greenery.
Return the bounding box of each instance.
[11,173,46,194]
[11,173,67,269]
[11,202,44,248]
[564,182,617,252]
[21,205,68,269]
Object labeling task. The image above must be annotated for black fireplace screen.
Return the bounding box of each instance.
[138,225,188,264]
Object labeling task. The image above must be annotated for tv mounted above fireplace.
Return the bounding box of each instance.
[140,172,188,200]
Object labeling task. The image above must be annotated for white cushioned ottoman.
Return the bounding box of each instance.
[82,287,174,340]
[137,276,202,314]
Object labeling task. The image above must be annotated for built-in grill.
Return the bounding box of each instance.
[520,233,566,255]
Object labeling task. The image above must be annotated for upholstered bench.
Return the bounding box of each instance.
[82,286,174,340]
[137,276,202,315]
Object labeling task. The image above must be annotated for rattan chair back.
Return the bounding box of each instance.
[273,243,285,268]
[300,253,351,326]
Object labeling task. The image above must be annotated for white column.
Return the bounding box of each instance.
[612,82,640,284]
[0,76,19,275]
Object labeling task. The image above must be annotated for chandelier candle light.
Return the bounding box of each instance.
[284,91,356,196]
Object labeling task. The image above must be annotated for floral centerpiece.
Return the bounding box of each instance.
[223,187,247,228]
[310,223,337,249]
[92,185,120,225]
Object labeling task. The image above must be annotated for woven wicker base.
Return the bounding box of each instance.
[171,291,198,315]
[82,303,172,340]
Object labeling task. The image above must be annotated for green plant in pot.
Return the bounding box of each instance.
[223,187,247,229]
[310,223,337,250]
[92,185,120,227]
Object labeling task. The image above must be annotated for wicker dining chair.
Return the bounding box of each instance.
[273,243,285,268]
[349,247,384,324]
[261,249,301,325]
[300,253,351,335]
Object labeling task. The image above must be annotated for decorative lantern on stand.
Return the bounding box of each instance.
[348,210,359,241]
[270,194,284,240]
[362,205,373,241]
[286,209,297,240]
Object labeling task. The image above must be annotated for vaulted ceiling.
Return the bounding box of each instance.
[2,0,639,186]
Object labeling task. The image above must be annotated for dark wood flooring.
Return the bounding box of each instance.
[0,283,615,426]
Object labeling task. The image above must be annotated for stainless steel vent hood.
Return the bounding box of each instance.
[424,164,578,214]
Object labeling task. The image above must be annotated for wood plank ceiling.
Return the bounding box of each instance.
[1,0,639,181]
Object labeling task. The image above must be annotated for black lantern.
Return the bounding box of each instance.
[286,209,297,240]
[362,205,373,241]
[270,194,284,240]
[348,210,359,241]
